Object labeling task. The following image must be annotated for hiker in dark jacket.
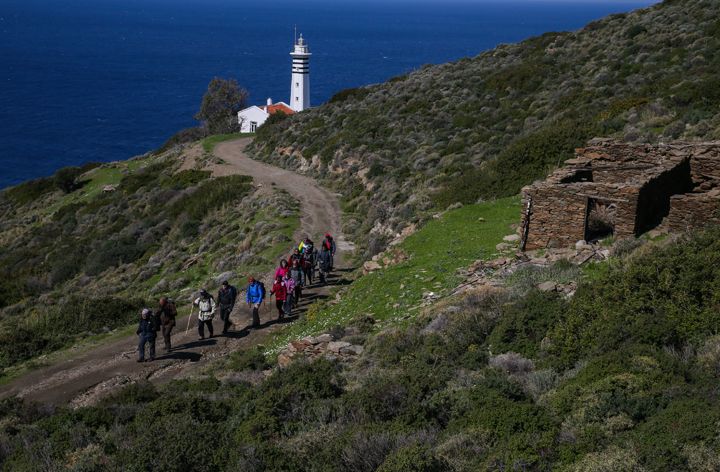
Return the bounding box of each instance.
[136,308,157,362]
[290,259,304,307]
[301,238,316,285]
[270,275,287,319]
[288,248,304,267]
[245,276,264,328]
[318,246,333,284]
[217,280,238,335]
[156,297,177,351]
[322,233,337,270]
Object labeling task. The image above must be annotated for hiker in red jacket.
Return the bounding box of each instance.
[270,275,287,319]
[322,233,337,270]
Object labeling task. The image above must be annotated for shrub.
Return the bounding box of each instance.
[229,347,269,372]
[377,444,447,472]
[329,87,371,104]
[53,166,83,193]
[170,175,253,220]
[3,177,54,205]
[156,126,207,153]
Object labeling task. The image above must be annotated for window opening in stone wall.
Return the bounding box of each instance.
[585,198,616,242]
[560,168,593,184]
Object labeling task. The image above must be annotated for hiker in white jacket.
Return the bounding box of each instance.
[193,289,216,340]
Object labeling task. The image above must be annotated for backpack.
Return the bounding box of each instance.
[166,301,178,319]
[258,281,266,300]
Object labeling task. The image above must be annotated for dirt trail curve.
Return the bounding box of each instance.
[0,138,351,407]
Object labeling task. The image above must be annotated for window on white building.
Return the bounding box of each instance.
[250,121,257,133]
[296,83,299,87]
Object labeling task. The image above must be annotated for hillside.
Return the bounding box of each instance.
[0,142,299,374]
[250,0,720,257]
[1,206,719,470]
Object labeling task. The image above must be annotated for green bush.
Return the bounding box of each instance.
[377,444,447,472]
[228,346,269,371]
[3,177,54,205]
[329,87,371,104]
[170,174,253,220]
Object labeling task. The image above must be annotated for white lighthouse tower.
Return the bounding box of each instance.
[290,33,311,112]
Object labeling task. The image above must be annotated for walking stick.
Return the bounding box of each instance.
[185,305,194,335]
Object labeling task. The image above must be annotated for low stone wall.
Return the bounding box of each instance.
[666,190,720,232]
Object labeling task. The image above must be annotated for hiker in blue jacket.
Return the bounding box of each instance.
[246,276,265,329]
[136,308,157,362]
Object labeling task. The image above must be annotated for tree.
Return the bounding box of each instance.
[194,77,248,135]
[53,166,82,193]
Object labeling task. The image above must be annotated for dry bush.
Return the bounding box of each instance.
[488,352,534,374]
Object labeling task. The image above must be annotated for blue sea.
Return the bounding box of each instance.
[0,0,657,188]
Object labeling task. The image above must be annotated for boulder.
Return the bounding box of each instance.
[213,271,238,285]
[502,234,520,243]
[315,333,333,343]
[340,345,364,356]
[277,353,293,368]
[363,261,382,273]
[537,281,558,292]
[327,341,351,353]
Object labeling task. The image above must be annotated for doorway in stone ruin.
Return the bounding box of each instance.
[585,198,616,242]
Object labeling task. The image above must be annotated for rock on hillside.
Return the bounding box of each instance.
[250,0,720,257]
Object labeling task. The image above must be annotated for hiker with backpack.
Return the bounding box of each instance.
[156,297,177,351]
[246,276,265,329]
[290,258,304,307]
[322,233,337,270]
[193,289,216,340]
[270,275,288,319]
[136,308,158,362]
[217,280,238,335]
[318,244,333,285]
[282,271,296,317]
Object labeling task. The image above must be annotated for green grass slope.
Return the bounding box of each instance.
[268,197,519,354]
[251,0,720,256]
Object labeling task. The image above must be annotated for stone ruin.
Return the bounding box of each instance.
[520,139,720,250]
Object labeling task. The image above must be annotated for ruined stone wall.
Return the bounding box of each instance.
[689,147,720,190]
[520,141,720,251]
[522,183,639,249]
[666,190,720,232]
[522,187,586,250]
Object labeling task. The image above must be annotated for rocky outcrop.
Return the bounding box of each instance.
[277,329,366,368]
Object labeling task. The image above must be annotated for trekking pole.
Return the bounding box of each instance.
[185,305,194,335]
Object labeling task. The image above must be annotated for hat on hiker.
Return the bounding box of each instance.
[222,280,229,286]
[200,289,209,297]
[141,308,151,317]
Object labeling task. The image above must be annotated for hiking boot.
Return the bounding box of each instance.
[137,359,144,363]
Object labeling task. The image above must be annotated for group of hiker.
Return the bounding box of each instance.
[135,233,337,362]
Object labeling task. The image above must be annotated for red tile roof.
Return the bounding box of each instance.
[263,103,295,115]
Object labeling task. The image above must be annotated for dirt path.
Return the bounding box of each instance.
[0,138,351,407]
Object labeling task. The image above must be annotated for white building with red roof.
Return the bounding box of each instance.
[237,34,310,133]
[237,99,294,133]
